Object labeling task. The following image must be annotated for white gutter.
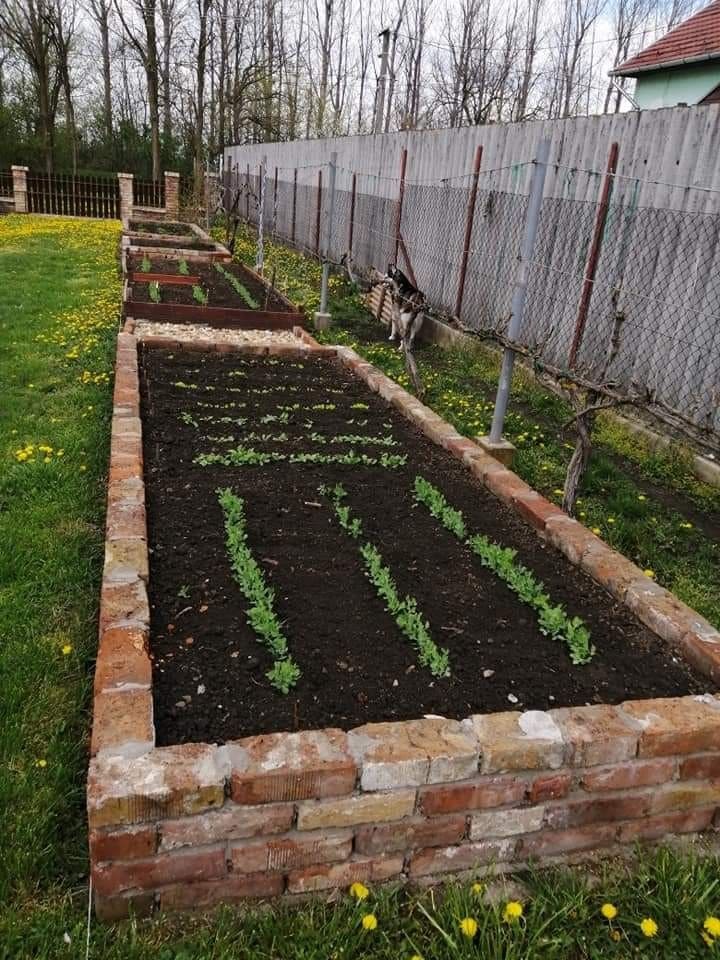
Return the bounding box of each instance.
[612,49,720,76]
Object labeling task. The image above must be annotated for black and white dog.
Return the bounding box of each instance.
[382,265,426,350]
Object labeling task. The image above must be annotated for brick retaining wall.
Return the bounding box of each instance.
[90,330,720,919]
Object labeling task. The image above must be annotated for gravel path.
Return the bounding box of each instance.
[132,320,302,345]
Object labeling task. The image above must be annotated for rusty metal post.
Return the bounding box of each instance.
[290,168,298,244]
[394,147,408,265]
[348,172,357,255]
[315,169,323,255]
[454,145,483,318]
[568,141,619,368]
[272,166,279,234]
[245,163,250,221]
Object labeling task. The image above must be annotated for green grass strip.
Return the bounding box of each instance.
[414,476,595,665]
[214,261,260,308]
[217,488,300,693]
[196,447,407,468]
[322,483,450,677]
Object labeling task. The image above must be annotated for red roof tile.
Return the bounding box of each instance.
[614,0,720,75]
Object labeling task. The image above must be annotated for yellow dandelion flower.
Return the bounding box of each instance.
[459,917,478,938]
[637,494,646,501]
[349,881,369,900]
[607,516,616,524]
[503,901,523,922]
[601,903,618,920]
[61,644,72,655]
[640,918,658,938]
[592,527,601,535]
[361,913,378,931]
[471,882,484,896]
[35,759,47,768]
[644,569,655,578]
[704,917,720,938]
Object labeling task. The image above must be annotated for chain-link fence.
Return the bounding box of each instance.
[222,152,720,449]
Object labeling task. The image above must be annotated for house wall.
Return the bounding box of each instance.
[634,62,720,109]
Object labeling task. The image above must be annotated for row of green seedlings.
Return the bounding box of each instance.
[217,487,300,693]
[146,280,207,304]
[196,447,406,468]
[413,477,595,664]
[321,483,450,678]
[214,262,259,309]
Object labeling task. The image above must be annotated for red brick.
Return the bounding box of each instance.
[649,781,720,814]
[470,710,566,773]
[679,755,720,780]
[99,578,149,631]
[93,846,226,896]
[419,775,526,815]
[544,792,652,830]
[160,803,294,851]
[108,456,143,483]
[445,437,484,462]
[512,492,565,531]
[106,502,147,541]
[297,789,416,829]
[581,757,675,792]
[91,689,154,758]
[230,832,352,873]
[107,476,144,507]
[545,516,603,565]
[483,468,533,506]
[518,823,617,859]
[551,705,639,767]
[681,630,720,684]
[104,538,149,583]
[111,435,143,464]
[465,454,508,484]
[87,744,226,829]
[159,872,284,911]
[579,544,644,600]
[94,625,151,694]
[225,729,357,804]
[94,891,155,921]
[355,815,467,855]
[528,773,573,803]
[620,696,720,757]
[617,807,715,843]
[90,824,157,862]
[409,838,516,877]
[287,855,404,893]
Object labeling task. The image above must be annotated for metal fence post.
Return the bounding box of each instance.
[245,163,250,221]
[568,141,619,368]
[394,147,408,265]
[455,145,483,318]
[291,168,298,244]
[272,165,279,235]
[315,168,323,255]
[348,172,357,256]
[316,151,338,327]
[488,139,551,447]
[256,156,266,275]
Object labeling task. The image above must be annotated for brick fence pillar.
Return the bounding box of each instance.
[118,173,134,226]
[164,171,180,220]
[11,165,29,213]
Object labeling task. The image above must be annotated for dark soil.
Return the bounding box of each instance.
[129,236,217,251]
[130,220,195,236]
[140,349,708,746]
[130,258,290,312]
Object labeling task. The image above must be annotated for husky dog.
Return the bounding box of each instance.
[382,265,426,350]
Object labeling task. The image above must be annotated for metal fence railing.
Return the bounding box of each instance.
[223,149,720,451]
[0,170,13,198]
[26,172,120,218]
[133,178,165,209]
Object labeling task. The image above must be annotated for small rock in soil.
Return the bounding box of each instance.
[483,669,495,678]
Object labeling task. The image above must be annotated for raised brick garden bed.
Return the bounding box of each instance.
[90,328,720,920]
[120,221,230,265]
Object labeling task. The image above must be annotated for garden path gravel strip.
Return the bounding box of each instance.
[139,349,707,746]
[133,321,301,345]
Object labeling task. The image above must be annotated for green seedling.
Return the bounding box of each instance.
[192,285,208,305]
[148,281,161,303]
[178,259,190,275]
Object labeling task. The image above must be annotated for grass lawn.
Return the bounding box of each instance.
[2,215,720,958]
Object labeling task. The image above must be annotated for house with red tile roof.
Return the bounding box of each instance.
[612,0,720,109]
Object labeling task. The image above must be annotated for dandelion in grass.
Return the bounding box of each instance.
[601,903,618,920]
[503,901,523,923]
[361,913,378,931]
[592,527,601,535]
[349,882,369,901]
[471,882,484,896]
[35,759,47,768]
[61,644,72,655]
[644,569,655,578]
[459,917,478,938]
[640,918,658,938]
[705,917,720,938]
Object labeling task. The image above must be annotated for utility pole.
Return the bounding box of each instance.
[374,29,390,134]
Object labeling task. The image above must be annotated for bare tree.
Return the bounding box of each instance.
[49,0,79,173]
[193,0,213,189]
[114,0,162,177]
[86,0,113,148]
[0,0,60,171]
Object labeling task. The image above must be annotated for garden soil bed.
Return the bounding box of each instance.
[129,219,194,236]
[128,256,290,312]
[140,348,707,747]
[127,236,218,252]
